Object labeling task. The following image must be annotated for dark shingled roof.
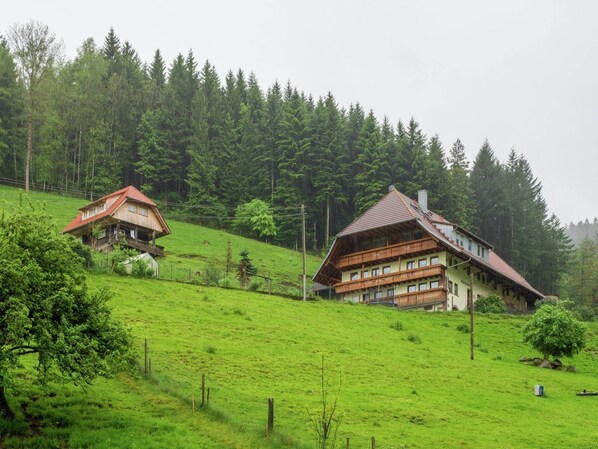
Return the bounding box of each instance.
[338,189,416,236]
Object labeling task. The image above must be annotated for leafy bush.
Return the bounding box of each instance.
[456,324,469,333]
[248,281,261,291]
[522,302,586,360]
[407,333,421,344]
[200,263,222,286]
[390,321,403,331]
[131,258,154,278]
[475,294,507,313]
[218,277,232,288]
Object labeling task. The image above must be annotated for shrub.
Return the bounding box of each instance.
[522,301,586,360]
[456,324,469,333]
[204,346,217,354]
[407,333,421,344]
[390,321,403,331]
[217,277,232,288]
[200,263,222,286]
[131,258,154,278]
[248,280,261,291]
[475,294,507,313]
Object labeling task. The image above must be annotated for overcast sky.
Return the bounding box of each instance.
[2,1,597,225]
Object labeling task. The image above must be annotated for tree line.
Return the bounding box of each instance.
[0,22,573,295]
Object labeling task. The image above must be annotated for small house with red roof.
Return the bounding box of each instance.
[313,187,543,312]
[63,186,171,257]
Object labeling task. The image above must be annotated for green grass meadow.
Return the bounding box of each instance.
[1,185,598,448]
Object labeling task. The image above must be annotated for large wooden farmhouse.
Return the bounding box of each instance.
[63,186,171,257]
[314,187,543,312]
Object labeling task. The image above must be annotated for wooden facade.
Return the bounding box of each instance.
[64,186,171,257]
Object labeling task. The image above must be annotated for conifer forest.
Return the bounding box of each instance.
[0,24,581,298]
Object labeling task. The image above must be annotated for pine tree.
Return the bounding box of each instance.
[419,135,448,215]
[354,111,388,215]
[444,138,475,229]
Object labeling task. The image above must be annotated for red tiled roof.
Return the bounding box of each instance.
[63,186,166,234]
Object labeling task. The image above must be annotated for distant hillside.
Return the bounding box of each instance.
[0,185,321,294]
[566,219,598,245]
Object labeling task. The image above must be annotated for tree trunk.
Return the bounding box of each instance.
[0,385,14,419]
[25,118,32,192]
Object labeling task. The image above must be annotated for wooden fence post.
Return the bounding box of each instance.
[267,397,274,436]
[371,436,376,449]
[144,339,148,375]
[201,374,206,407]
[346,436,350,449]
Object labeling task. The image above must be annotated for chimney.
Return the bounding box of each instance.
[388,185,396,192]
[418,189,428,213]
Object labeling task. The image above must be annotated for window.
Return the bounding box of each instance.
[128,204,136,213]
[387,288,394,298]
[97,229,107,239]
[363,270,370,278]
[419,283,428,291]
[363,293,370,301]
[430,256,439,265]
[448,280,453,293]
[139,207,148,217]
[430,280,439,289]
[350,272,359,281]
[468,240,472,251]
[371,268,380,277]
[382,266,391,274]
[408,285,417,293]
[374,290,383,300]
[454,283,459,295]
[407,261,416,270]
[418,259,427,268]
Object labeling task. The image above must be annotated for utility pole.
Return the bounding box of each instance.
[469,272,474,361]
[301,204,307,302]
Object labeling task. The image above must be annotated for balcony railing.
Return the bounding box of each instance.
[98,234,165,257]
[336,237,439,270]
[335,264,445,294]
[360,287,447,310]
[393,287,447,309]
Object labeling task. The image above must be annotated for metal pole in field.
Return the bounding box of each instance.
[301,204,307,302]
[470,272,474,361]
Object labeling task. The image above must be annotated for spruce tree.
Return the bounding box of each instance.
[354,111,388,215]
[444,138,475,229]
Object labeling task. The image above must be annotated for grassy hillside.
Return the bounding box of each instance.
[0,185,322,293]
[3,273,598,448]
[2,185,598,448]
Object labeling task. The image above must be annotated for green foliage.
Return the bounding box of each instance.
[475,294,507,313]
[200,263,222,286]
[390,321,403,331]
[236,249,257,288]
[456,324,470,333]
[0,202,133,418]
[130,258,154,278]
[108,245,137,274]
[233,199,277,240]
[522,302,586,360]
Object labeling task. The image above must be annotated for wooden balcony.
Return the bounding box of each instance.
[336,237,439,270]
[393,287,447,309]
[97,234,165,257]
[335,265,445,294]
